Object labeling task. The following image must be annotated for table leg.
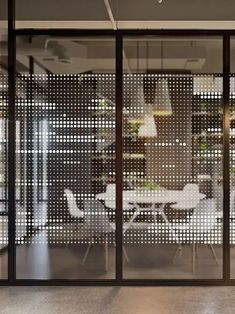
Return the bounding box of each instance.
[152,203,157,224]
[158,204,179,244]
[123,206,141,233]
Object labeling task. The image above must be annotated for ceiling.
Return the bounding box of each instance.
[1,0,235,21]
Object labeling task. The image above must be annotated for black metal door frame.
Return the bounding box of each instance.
[4,0,235,286]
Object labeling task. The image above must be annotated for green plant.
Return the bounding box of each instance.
[99,99,108,110]
[139,181,161,191]
[127,121,142,135]
[201,103,207,112]
[198,143,207,151]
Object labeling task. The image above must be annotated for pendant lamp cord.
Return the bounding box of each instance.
[137,41,139,74]
[161,40,163,73]
[146,40,149,73]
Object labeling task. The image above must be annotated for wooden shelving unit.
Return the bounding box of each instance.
[192,84,223,198]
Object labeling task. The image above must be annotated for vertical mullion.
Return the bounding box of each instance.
[115,31,123,282]
[223,34,230,283]
[25,56,34,238]
[8,0,16,283]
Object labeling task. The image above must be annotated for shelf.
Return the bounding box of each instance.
[123,154,145,160]
[92,156,115,160]
[93,111,115,117]
[192,112,222,116]
[92,177,115,182]
[92,177,146,182]
[92,154,145,160]
[197,174,212,181]
[192,133,222,138]
[192,156,222,160]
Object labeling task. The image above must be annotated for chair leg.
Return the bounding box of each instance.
[82,237,93,265]
[104,234,109,272]
[208,244,219,265]
[195,244,199,261]
[192,243,196,273]
[123,247,130,263]
[172,244,183,262]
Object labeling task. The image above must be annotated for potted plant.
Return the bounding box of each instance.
[127,120,142,141]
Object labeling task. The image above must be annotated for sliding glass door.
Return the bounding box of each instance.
[122,36,223,279]
[15,36,116,279]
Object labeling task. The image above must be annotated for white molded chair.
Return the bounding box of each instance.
[172,198,219,273]
[170,183,200,218]
[183,183,200,194]
[64,189,84,219]
[104,184,116,209]
[82,199,129,271]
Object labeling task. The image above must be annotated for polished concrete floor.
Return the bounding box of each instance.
[0,243,225,279]
[3,226,222,279]
[13,243,223,279]
[2,228,235,279]
[1,286,235,314]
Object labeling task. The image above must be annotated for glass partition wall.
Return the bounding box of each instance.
[122,37,223,279]
[15,36,116,279]
[1,30,235,284]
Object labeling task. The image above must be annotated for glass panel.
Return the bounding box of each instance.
[15,0,235,29]
[16,36,116,279]
[123,36,223,279]
[0,0,8,279]
[230,37,235,277]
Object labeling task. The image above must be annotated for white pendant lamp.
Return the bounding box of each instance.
[154,41,172,116]
[154,77,172,116]
[128,78,145,123]
[138,111,157,138]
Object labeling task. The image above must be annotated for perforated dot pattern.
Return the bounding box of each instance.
[230,75,235,245]
[0,73,8,247]
[16,74,116,245]
[123,74,222,245]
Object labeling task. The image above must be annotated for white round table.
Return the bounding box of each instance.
[96,189,206,243]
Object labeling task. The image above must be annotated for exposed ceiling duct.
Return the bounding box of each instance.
[44,40,72,64]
